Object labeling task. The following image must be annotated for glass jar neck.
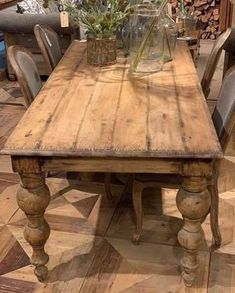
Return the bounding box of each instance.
[179,0,186,13]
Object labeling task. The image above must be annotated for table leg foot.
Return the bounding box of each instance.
[176,177,210,286]
[35,265,48,282]
[17,172,50,282]
[132,233,141,245]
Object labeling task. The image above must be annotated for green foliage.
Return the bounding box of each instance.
[64,0,130,38]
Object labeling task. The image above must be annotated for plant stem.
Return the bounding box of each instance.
[164,26,172,59]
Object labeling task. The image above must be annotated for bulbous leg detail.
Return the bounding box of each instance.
[17,172,51,282]
[176,176,210,286]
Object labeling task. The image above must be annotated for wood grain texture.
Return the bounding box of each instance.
[1,41,222,159]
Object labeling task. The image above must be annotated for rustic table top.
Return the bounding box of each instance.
[2,40,222,159]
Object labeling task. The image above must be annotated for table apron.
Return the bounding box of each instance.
[12,156,214,177]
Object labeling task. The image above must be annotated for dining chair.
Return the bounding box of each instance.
[7,45,42,108]
[201,28,231,99]
[8,45,115,201]
[132,65,235,246]
[223,27,235,77]
[34,24,62,74]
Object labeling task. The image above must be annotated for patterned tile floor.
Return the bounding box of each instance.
[0,162,234,293]
[0,41,234,292]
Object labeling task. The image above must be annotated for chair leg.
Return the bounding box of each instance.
[208,180,222,247]
[119,174,134,203]
[132,180,144,245]
[104,173,113,202]
[105,173,134,202]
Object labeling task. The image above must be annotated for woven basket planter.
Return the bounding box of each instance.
[87,36,117,66]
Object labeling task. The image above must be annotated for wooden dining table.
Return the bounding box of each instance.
[1,40,222,286]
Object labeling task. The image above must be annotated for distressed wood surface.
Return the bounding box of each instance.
[1,41,221,159]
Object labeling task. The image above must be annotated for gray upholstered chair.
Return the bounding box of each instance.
[201,28,231,99]
[132,65,235,246]
[223,27,235,77]
[7,45,42,108]
[34,24,62,74]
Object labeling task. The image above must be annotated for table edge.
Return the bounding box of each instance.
[0,148,223,159]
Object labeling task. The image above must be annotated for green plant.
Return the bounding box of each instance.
[49,0,130,38]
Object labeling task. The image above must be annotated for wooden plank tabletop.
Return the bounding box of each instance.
[1,40,222,159]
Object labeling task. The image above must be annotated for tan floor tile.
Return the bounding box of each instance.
[219,158,235,193]
[87,194,118,236]
[64,188,100,203]
[46,177,70,199]
[208,252,235,292]
[107,188,213,249]
[0,275,40,293]
[3,234,104,293]
[46,203,86,219]
[81,237,209,293]
[0,225,30,277]
[1,265,42,284]
[0,225,17,263]
[0,88,16,102]
[0,184,20,224]
[216,190,235,255]
[7,224,100,260]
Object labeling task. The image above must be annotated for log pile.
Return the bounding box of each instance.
[170,0,220,39]
[0,0,16,9]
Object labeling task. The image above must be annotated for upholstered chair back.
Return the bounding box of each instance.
[212,65,235,151]
[34,24,62,73]
[8,46,42,108]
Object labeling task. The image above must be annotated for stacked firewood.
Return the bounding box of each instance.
[170,0,220,39]
[0,0,15,7]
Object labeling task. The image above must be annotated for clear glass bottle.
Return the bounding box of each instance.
[129,4,164,73]
[160,10,177,62]
[176,0,198,39]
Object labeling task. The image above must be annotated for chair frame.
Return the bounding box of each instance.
[34,24,61,74]
[7,45,40,108]
[201,28,231,99]
[132,66,235,247]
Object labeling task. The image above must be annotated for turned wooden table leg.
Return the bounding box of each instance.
[17,172,50,282]
[176,176,210,287]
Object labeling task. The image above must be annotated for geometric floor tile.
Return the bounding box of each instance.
[73,194,100,218]
[0,80,25,105]
[0,170,234,292]
[80,237,210,293]
[0,226,30,275]
[208,252,235,292]
[216,189,235,255]
[0,276,38,293]
[106,187,213,250]
[46,203,86,219]
[0,175,234,292]
[0,184,21,225]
